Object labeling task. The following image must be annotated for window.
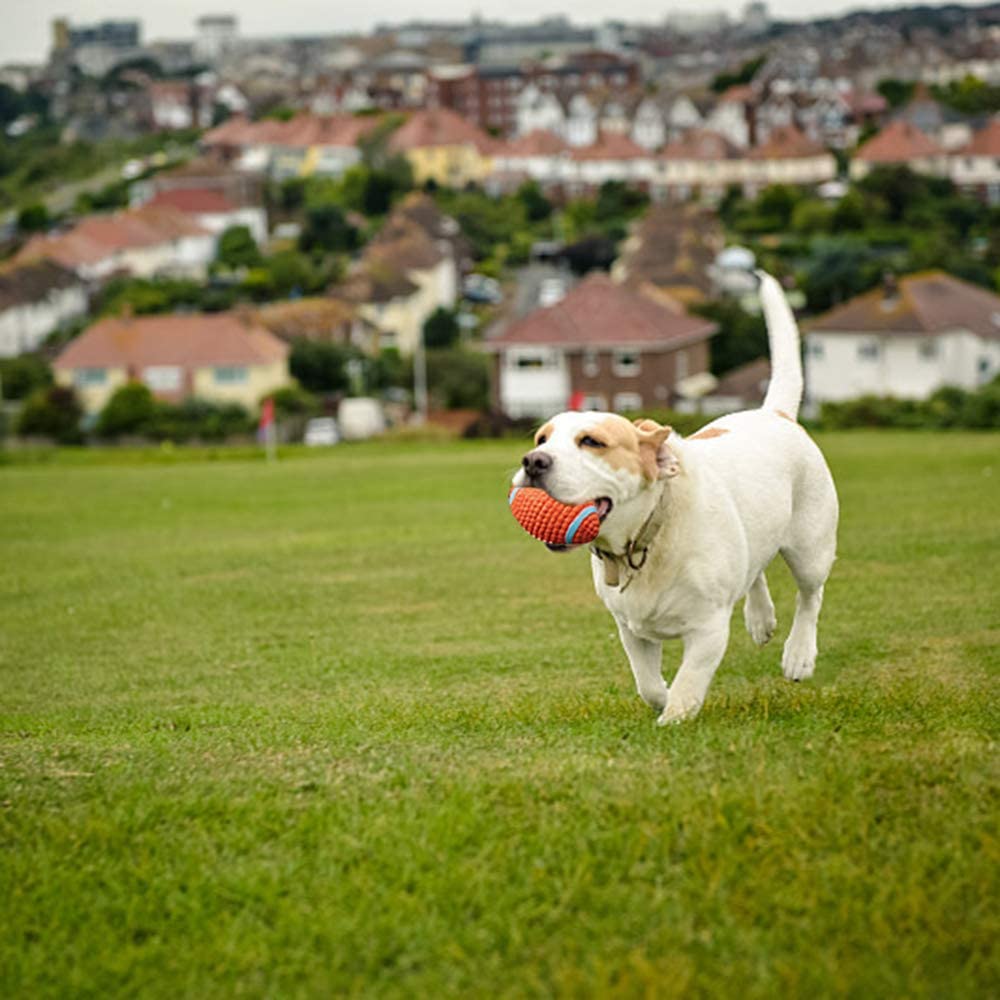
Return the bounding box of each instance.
[581,394,607,410]
[214,366,248,384]
[807,341,825,360]
[74,368,106,386]
[612,350,641,377]
[918,341,938,361]
[857,341,880,361]
[143,365,182,391]
[582,350,599,377]
[613,392,642,413]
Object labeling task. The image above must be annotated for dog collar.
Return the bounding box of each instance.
[591,491,668,590]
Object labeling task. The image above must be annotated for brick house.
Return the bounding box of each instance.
[486,273,717,418]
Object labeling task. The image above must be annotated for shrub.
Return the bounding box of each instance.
[423,307,460,349]
[17,202,49,233]
[426,349,490,410]
[16,385,83,443]
[0,355,52,400]
[97,382,157,438]
[289,339,363,394]
[216,225,262,270]
[818,380,1000,430]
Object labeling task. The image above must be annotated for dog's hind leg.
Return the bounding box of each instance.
[743,571,777,647]
[616,620,667,712]
[780,532,836,682]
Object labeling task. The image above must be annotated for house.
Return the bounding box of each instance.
[486,272,717,418]
[387,107,496,188]
[256,297,378,352]
[515,84,567,138]
[0,259,89,357]
[743,125,837,196]
[704,85,753,149]
[143,188,268,246]
[490,130,570,191]
[653,129,744,201]
[53,312,291,413]
[333,209,459,355]
[950,117,1000,205]
[698,358,771,413]
[804,272,1000,405]
[567,133,650,193]
[849,121,948,180]
[564,94,599,148]
[15,206,216,282]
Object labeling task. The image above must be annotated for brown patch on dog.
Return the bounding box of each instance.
[590,416,644,477]
[776,410,796,423]
[534,421,554,446]
[631,417,675,480]
[689,427,730,441]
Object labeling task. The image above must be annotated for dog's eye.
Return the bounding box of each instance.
[580,435,606,449]
[536,434,547,445]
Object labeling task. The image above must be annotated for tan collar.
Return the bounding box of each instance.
[591,489,669,591]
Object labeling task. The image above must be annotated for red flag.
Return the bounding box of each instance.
[259,397,275,432]
[568,390,585,411]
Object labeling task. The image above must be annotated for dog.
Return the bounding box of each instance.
[511,272,839,723]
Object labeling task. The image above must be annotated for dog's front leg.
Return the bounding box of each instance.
[616,619,667,712]
[659,611,731,724]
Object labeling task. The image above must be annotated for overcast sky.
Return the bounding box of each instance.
[2,1,985,66]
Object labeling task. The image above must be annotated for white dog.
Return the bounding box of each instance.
[511,272,839,723]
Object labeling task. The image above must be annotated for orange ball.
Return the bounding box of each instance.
[508,486,601,546]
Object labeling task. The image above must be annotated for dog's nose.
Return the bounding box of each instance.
[522,450,553,479]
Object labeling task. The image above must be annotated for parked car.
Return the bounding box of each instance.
[303,417,340,447]
[463,273,502,304]
[337,398,386,441]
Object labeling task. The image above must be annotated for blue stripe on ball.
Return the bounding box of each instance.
[564,505,598,545]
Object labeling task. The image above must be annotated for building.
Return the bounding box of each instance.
[0,259,88,358]
[54,312,291,413]
[143,189,268,246]
[16,206,215,282]
[486,273,717,418]
[805,272,1000,404]
[849,120,948,180]
[387,107,496,187]
[195,15,239,63]
[950,117,1000,205]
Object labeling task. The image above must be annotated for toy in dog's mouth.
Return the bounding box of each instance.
[508,487,613,552]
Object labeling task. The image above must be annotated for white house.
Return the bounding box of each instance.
[949,117,1000,205]
[145,188,268,245]
[515,84,566,137]
[704,85,752,149]
[0,259,88,357]
[805,272,1000,405]
[564,94,599,148]
[631,97,666,151]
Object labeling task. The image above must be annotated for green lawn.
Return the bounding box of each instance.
[1,433,997,998]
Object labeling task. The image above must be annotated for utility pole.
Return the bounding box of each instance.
[413,327,428,424]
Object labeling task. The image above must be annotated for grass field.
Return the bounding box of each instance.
[1,432,998,998]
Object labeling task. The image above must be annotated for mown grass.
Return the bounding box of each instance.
[1,433,997,998]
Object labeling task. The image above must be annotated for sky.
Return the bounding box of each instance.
[1,0,985,66]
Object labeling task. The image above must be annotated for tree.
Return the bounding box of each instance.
[289,340,363,393]
[298,203,358,254]
[876,78,916,109]
[17,385,83,443]
[711,54,766,93]
[426,349,490,410]
[96,382,156,438]
[690,300,769,377]
[423,307,460,349]
[516,181,552,223]
[216,225,262,270]
[0,355,52,401]
[16,202,49,233]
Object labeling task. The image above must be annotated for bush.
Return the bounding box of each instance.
[216,225,262,270]
[96,382,156,438]
[423,307,460,350]
[17,202,49,233]
[0,355,52,401]
[426,349,490,410]
[149,398,252,442]
[17,385,83,443]
[298,203,359,254]
[289,339,363,394]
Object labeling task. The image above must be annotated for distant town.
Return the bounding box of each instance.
[1,3,999,445]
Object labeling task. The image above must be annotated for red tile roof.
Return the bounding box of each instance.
[749,124,828,160]
[570,132,647,161]
[55,313,289,370]
[489,273,717,350]
[502,129,569,157]
[854,120,942,163]
[808,271,1000,339]
[388,107,495,154]
[17,206,208,270]
[962,117,1000,157]
[662,129,742,161]
[146,188,238,214]
[203,113,381,150]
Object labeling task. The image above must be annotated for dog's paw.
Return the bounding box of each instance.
[744,606,777,647]
[781,634,817,681]
[657,691,703,725]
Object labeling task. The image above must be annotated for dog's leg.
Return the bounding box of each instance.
[616,620,667,712]
[780,543,835,681]
[658,611,731,724]
[743,571,777,647]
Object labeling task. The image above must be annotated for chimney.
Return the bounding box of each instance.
[881,271,899,310]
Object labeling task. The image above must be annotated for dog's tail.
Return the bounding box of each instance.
[757,270,803,420]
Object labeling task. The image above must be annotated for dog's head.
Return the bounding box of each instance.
[511,411,680,551]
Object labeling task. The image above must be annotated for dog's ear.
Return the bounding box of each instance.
[634,419,680,480]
